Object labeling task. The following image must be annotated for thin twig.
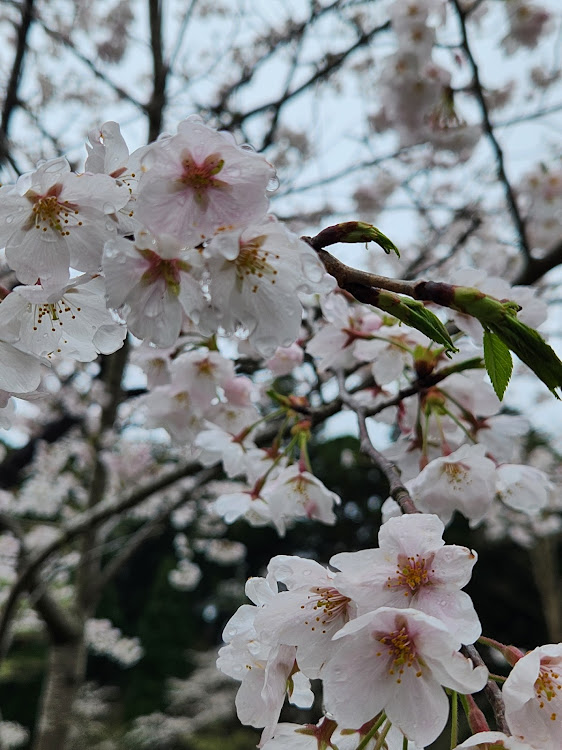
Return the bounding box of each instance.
[463,643,510,734]
[334,370,419,514]
[451,0,531,259]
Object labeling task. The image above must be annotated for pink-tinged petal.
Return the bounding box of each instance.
[503,644,562,749]
[455,731,537,749]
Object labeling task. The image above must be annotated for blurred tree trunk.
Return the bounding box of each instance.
[32,628,86,750]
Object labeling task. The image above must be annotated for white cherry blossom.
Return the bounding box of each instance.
[103,229,205,347]
[0,275,125,361]
[406,444,497,525]
[322,607,488,746]
[503,643,562,750]
[205,218,335,356]
[496,464,552,515]
[0,158,129,290]
[331,513,481,644]
[253,555,354,678]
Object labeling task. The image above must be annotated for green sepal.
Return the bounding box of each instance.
[483,329,513,401]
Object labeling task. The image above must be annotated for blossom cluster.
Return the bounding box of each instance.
[217,513,487,747]
[0,116,333,415]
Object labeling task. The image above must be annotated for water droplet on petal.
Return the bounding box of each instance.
[267,175,280,192]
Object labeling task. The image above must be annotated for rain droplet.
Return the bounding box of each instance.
[267,175,280,192]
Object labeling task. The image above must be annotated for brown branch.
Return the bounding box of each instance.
[334,371,419,515]
[513,237,562,286]
[224,19,390,130]
[451,0,531,259]
[209,0,345,120]
[37,20,144,112]
[146,0,168,142]
[0,514,80,646]
[462,643,510,734]
[0,0,35,172]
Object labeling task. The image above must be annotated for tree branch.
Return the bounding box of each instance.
[0,514,81,645]
[463,643,510,734]
[146,0,168,142]
[451,0,531,259]
[0,0,35,172]
[334,371,419,515]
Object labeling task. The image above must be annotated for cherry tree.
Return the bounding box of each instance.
[0,1,561,749]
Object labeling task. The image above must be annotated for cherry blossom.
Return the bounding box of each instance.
[136,116,275,244]
[253,555,354,678]
[103,229,205,347]
[261,465,341,536]
[322,607,488,746]
[495,464,552,515]
[205,218,335,356]
[217,577,313,744]
[306,292,382,373]
[503,643,562,749]
[0,158,129,290]
[0,275,126,361]
[406,444,497,525]
[331,513,481,644]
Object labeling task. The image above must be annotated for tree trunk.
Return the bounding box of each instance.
[32,632,86,750]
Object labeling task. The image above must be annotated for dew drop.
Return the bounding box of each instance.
[267,175,280,192]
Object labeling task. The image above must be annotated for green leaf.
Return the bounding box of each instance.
[483,330,513,400]
[487,315,562,398]
[374,292,458,354]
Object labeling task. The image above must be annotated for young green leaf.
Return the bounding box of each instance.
[487,315,562,398]
[373,291,458,355]
[483,330,513,400]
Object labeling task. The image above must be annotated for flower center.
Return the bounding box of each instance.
[25,184,81,236]
[176,151,228,208]
[387,553,435,597]
[535,660,562,722]
[234,236,279,294]
[30,296,83,357]
[376,625,423,682]
[138,248,190,295]
[301,586,351,635]
[441,461,469,486]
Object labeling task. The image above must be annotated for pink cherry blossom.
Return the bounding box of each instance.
[331,513,481,644]
[266,343,304,377]
[136,116,274,244]
[503,643,562,750]
[322,607,488,746]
